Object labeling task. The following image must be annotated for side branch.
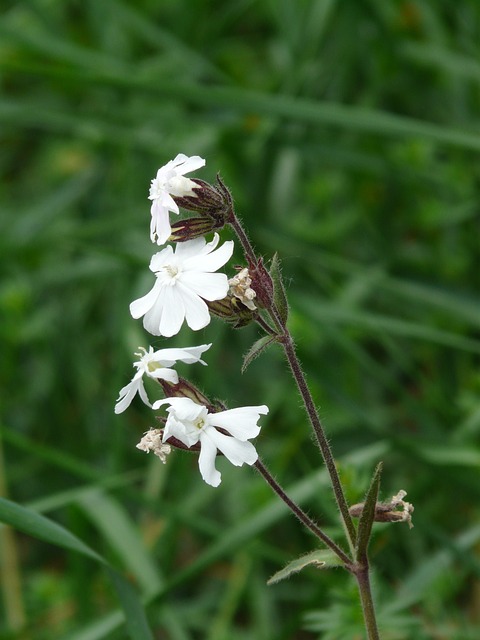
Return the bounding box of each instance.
[254,459,351,566]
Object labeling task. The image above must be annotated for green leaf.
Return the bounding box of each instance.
[416,445,480,468]
[0,498,153,640]
[0,497,102,563]
[267,549,343,585]
[355,462,383,563]
[270,253,289,325]
[242,335,279,372]
[295,298,480,354]
[106,568,154,640]
[75,489,162,597]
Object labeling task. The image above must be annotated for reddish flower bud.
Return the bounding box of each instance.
[247,258,274,309]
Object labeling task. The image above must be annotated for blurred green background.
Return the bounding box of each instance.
[1,0,480,638]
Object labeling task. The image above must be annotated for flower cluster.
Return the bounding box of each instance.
[117,155,268,486]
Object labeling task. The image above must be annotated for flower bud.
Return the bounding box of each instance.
[173,176,233,223]
[169,216,224,242]
[158,376,212,407]
[247,258,274,310]
[207,295,256,328]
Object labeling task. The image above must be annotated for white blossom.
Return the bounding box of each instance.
[136,429,171,463]
[130,233,234,337]
[149,154,205,245]
[114,344,211,414]
[152,396,268,487]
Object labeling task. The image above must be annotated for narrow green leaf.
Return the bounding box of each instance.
[267,549,342,585]
[0,498,154,640]
[76,489,162,596]
[385,524,480,614]
[270,253,289,325]
[0,497,102,563]
[416,445,480,468]
[402,42,480,84]
[106,568,154,640]
[355,462,383,562]
[242,335,279,373]
[295,298,480,354]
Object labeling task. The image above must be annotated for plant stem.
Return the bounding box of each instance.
[228,207,381,636]
[228,206,381,637]
[280,332,357,550]
[228,209,357,549]
[354,564,380,640]
[254,459,351,566]
[227,213,257,265]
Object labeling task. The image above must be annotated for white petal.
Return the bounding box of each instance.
[149,245,174,272]
[114,378,142,414]
[152,344,211,367]
[201,232,221,253]
[153,397,205,422]
[205,428,258,466]
[158,190,179,213]
[137,379,152,407]
[142,286,168,335]
[130,279,163,319]
[198,433,222,487]
[180,271,229,301]
[166,412,201,447]
[177,283,211,330]
[158,286,186,337]
[174,154,206,176]
[174,236,207,261]
[210,406,268,440]
[163,417,199,448]
[168,176,197,197]
[184,240,234,273]
[114,383,137,414]
[152,367,178,384]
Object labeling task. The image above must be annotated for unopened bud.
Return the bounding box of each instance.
[350,490,414,529]
[247,258,274,309]
[170,216,224,242]
[207,295,256,328]
[158,376,212,406]
[173,175,233,223]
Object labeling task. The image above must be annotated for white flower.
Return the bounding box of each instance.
[114,344,211,414]
[149,154,206,245]
[152,396,269,487]
[136,429,171,463]
[130,233,234,337]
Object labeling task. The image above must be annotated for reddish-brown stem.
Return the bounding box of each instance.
[254,459,351,566]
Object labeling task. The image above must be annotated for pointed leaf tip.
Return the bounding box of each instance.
[355,462,383,562]
[242,335,279,372]
[270,253,289,325]
[267,549,343,585]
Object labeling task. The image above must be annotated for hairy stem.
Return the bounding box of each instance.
[254,459,351,566]
[228,208,356,548]
[279,333,357,549]
[354,564,380,640]
[227,213,257,265]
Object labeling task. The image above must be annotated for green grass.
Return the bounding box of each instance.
[1,0,480,638]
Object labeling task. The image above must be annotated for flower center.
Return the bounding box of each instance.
[161,263,181,282]
[194,417,206,431]
[147,361,162,373]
